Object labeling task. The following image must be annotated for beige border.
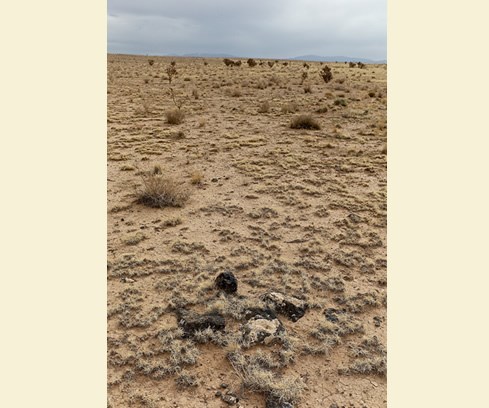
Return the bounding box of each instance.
[2,1,488,407]
[1,0,107,406]
[388,1,489,407]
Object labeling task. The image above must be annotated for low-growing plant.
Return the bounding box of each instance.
[290,115,321,130]
[334,98,347,107]
[165,109,185,124]
[136,173,190,208]
[247,58,257,67]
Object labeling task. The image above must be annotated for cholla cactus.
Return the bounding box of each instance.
[319,65,333,83]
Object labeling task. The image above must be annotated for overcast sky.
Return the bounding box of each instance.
[108,0,386,61]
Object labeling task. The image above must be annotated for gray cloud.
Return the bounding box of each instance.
[108,0,386,60]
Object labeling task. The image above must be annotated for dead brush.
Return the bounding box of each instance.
[228,350,304,405]
[290,115,321,130]
[136,172,190,208]
[165,109,185,124]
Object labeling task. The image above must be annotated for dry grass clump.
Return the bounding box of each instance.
[175,371,198,388]
[123,232,147,246]
[136,173,190,208]
[190,170,204,185]
[290,115,321,130]
[228,350,304,405]
[165,109,185,125]
[281,102,299,114]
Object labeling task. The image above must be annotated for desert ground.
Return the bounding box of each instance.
[107,54,387,408]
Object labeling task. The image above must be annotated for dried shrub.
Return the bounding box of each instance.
[303,84,312,93]
[268,61,275,68]
[258,101,270,113]
[334,99,347,107]
[165,62,177,84]
[136,173,190,208]
[148,59,155,66]
[349,62,356,68]
[290,115,321,130]
[319,65,333,83]
[247,58,257,67]
[281,102,299,114]
[165,109,185,124]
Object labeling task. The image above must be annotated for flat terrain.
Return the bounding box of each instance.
[107,54,387,408]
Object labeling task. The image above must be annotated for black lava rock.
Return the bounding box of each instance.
[261,292,307,322]
[177,311,225,336]
[215,271,238,293]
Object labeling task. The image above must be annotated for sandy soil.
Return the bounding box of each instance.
[107,54,387,408]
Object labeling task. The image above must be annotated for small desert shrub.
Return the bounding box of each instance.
[203,61,208,66]
[368,91,376,98]
[256,80,268,90]
[144,78,150,84]
[268,61,275,68]
[165,109,185,125]
[258,101,270,113]
[148,59,155,66]
[190,171,204,185]
[290,115,321,130]
[175,371,198,388]
[349,62,356,68]
[357,62,366,68]
[192,89,199,99]
[123,232,146,246]
[169,130,185,140]
[315,106,328,114]
[247,58,257,67]
[281,102,299,114]
[303,84,312,93]
[136,173,190,208]
[334,98,347,107]
[303,62,309,69]
[319,65,333,83]
[269,75,281,86]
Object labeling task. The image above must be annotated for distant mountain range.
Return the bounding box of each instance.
[291,55,386,64]
[181,52,386,64]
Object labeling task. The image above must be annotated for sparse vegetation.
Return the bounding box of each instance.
[165,109,185,124]
[320,65,333,83]
[136,173,190,208]
[290,115,321,130]
[108,55,386,408]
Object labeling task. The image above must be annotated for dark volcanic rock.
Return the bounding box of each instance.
[215,271,238,293]
[261,292,308,322]
[177,311,225,336]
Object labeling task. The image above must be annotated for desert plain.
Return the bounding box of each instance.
[107,54,387,408]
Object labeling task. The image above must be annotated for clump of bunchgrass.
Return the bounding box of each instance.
[136,172,190,208]
[290,115,321,130]
[165,109,185,124]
